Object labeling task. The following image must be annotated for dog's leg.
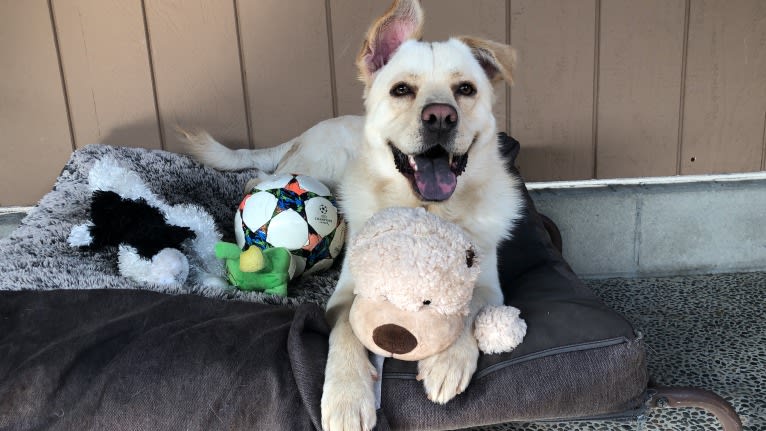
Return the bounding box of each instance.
[417,249,504,404]
[416,317,479,403]
[322,268,378,431]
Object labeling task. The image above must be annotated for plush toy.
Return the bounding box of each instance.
[348,207,527,361]
[215,241,292,296]
[68,158,222,286]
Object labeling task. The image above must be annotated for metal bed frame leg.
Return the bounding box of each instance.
[647,386,742,431]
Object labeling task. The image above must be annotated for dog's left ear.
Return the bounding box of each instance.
[457,36,517,85]
[356,0,424,84]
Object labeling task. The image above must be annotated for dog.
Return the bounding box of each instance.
[183,0,523,429]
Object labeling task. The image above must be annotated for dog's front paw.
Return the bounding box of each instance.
[417,331,479,404]
[321,359,378,431]
[322,321,379,431]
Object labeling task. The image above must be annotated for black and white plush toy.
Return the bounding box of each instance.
[68,158,223,286]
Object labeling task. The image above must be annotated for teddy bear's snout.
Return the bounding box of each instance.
[372,323,418,355]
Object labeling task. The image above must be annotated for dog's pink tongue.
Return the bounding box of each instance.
[413,156,457,201]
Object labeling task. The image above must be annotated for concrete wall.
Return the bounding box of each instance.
[530,173,766,278]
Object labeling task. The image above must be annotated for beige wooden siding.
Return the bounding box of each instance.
[510,0,597,181]
[596,0,686,178]
[51,0,162,150]
[0,0,74,205]
[2,0,766,205]
[680,0,766,175]
[144,0,250,153]
[238,0,335,147]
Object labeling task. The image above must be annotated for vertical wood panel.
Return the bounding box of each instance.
[51,0,160,149]
[421,0,508,132]
[330,0,387,116]
[238,0,333,147]
[510,0,597,181]
[144,0,248,152]
[596,0,685,178]
[420,0,506,43]
[0,0,73,206]
[680,0,766,174]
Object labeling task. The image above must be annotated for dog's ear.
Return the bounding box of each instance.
[457,36,517,85]
[356,0,424,84]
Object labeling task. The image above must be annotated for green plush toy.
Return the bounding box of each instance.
[215,241,292,296]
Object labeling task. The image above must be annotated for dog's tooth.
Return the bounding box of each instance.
[449,153,454,166]
[408,155,418,171]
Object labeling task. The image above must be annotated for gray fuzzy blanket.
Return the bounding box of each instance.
[0,144,338,308]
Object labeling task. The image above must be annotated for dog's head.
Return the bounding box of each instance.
[357,0,516,202]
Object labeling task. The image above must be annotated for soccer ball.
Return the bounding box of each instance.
[234,174,346,277]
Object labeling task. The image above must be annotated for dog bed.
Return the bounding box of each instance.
[0,138,647,430]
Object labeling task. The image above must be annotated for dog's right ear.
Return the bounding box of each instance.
[457,36,517,85]
[356,0,424,84]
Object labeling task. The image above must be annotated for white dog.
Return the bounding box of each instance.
[183,1,523,429]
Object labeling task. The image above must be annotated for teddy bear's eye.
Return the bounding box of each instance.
[422,300,431,306]
[466,248,476,267]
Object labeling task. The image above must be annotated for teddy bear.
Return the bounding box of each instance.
[347,207,527,361]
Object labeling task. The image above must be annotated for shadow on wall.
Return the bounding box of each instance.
[88,118,250,154]
[514,144,592,183]
[78,117,162,150]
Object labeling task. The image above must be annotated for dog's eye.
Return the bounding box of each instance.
[456,82,476,97]
[422,300,432,306]
[390,83,414,97]
[466,248,476,267]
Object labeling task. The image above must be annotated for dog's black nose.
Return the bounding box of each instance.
[372,324,418,355]
[422,103,458,133]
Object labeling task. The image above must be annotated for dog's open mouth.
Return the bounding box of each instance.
[391,143,468,201]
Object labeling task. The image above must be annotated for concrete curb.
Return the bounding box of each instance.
[2,172,764,278]
[529,173,766,278]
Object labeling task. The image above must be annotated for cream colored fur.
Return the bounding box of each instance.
[182,1,523,429]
